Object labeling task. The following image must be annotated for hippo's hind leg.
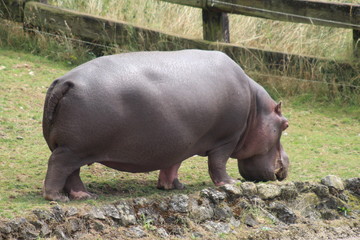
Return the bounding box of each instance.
[64,169,96,200]
[43,147,84,202]
[157,162,185,190]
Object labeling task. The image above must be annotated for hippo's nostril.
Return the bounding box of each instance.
[282,121,289,131]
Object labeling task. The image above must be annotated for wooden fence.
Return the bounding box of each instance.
[1,0,359,85]
[162,0,360,56]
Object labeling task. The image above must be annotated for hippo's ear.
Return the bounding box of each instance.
[275,102,282,114]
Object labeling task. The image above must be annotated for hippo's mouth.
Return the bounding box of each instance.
[274,158,286,180]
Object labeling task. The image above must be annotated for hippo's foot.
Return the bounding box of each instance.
[214,178,239,187]
[157,178,185,190]
[43,191,70,202]
[68,190,97,200]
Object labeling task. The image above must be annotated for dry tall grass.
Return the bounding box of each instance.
[50,0,357,60]
[1,0,358,103]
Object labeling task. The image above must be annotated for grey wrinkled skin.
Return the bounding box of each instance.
[42,50,289,201]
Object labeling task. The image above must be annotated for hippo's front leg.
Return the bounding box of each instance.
[207,142,237,186]
[157,162,185,190]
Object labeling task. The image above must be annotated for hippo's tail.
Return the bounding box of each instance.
[42,79,74,151]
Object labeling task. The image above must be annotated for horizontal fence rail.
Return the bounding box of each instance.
[163,0,360,30]
[161,0,360,56]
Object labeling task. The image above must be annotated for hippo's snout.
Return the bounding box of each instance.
[237,145,289,182]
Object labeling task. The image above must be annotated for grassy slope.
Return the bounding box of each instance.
[0,49,359,218]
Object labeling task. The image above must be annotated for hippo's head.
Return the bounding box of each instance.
[235,90,289,182]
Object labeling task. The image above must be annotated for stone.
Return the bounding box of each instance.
[299,192,320,206]
[213,203,233,221]
[115,201,137,226]
[21,229,39,240]
[320,210,340,220]
[64,218,81,233]
[52,205,65,222]
[11,219,38,240]
[200,188,226,204]
[244,213,258,227]
[257,183,281,200]
[133,197,150,206]
[164,214,189,226]
[137,206,164,225]
[102,205,120,220]
[0,223,11,234]
[313,184,330,198]
[240,182,257,197]
[40,222,51,237]
[169,194,189,213]
[88,207,106,220]
[238,199,251,209]
[229,217,241,227]
[302,207,321,220]
[321,175,345,191]
[261,209,280,225]
[294,181,313,193]
[32,209,54,222]
[295,192,321,220]
[167,225,185,236]
[156,227,169,238]
[126,226,147,238]
[8,218,27,232]
[202,221,231,234]
[345,178,360,196]
[189,198,214,222]
[28,219,42,229]
[91,221,105,232]
[249,197,265,208]
[220,184,243,199]
[54,226,68,240]
[279,182,299,200]
[268,202,297,224]
[158,200,168,211]
[321,196,348,210]
[66,207,79,217]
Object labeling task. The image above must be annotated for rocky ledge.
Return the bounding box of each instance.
[0,175,359,240]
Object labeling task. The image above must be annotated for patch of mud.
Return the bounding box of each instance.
[1,176,359,239]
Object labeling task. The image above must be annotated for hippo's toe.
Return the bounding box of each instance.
[172,178,185,190]
[43,191,70,202]
[157,178,185,190]
[69,190,97,200]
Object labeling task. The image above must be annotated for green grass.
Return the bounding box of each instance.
[0,49,359,219]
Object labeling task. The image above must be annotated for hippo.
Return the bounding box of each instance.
[42,50,289,201]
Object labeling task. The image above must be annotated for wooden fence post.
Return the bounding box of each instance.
[0,0,47,22]
[202,9,230,43]
[353,30,360,58]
